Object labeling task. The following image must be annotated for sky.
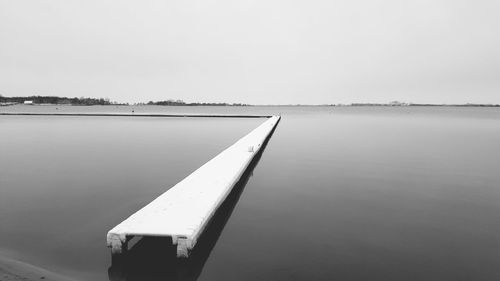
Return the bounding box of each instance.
[0,0,499,104]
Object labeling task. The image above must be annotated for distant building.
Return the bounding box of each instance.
[389,101,410,106]
[24,100,33,105]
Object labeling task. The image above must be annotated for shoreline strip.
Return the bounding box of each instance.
[0,113,271,118]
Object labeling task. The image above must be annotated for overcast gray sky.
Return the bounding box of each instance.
[1,0,499,104]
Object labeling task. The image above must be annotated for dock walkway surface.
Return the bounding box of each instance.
[106,115,280,257]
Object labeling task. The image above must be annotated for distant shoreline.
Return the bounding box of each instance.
[0,112,272,118]
[1,103,499,108]
[1,95,499,107]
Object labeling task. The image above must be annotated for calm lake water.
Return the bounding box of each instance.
[1,105,500,281]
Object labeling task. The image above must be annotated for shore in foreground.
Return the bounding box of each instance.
[0,252,74,281]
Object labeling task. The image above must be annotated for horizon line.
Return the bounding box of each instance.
[1,95,499,107]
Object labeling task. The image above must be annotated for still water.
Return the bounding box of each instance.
[1,106,500,281]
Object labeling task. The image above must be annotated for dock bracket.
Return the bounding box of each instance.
[175,237,192,258]
[107,233,128,255]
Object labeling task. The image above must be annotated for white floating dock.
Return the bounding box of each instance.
[107,116,280,257]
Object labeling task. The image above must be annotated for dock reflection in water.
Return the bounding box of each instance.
[108,123,278,281]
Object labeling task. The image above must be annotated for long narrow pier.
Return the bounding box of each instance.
[106,115,280,258]
[0,113,270,118]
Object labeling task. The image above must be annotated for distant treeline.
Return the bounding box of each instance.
[143,99,249,106]
[0,95,121,105]
[0,95,248,106]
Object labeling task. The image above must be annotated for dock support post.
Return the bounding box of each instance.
[107,233,128,255]
[175,237,191,258]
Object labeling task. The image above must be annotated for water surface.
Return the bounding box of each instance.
[1,106,499,280]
